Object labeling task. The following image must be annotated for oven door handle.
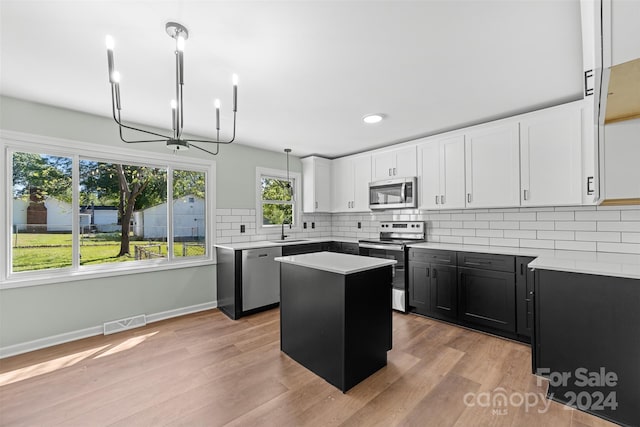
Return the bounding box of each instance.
[358,243,404,251]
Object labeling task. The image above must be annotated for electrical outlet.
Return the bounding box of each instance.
[357,222,361,229]
[303,222,307,229]
[312,222,315,229]
[240,224,245,233]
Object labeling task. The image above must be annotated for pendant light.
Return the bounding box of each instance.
[105,22,238,156]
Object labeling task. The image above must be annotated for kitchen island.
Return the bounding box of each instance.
[275,251,396,392]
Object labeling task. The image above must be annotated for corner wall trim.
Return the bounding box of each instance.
[0,301,218,359]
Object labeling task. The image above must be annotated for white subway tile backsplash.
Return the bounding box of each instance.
[597,242,640,254]
[537,230,575,240]
[520,221,555,230]
[215,206,640,254]
[622,233,640,243]
[520,239,555,249]
[575,231,621,242]
[537,211,575,221]
[504,230,537,239]
[555,240,597,252]
[463,236,490,245]
[621,210,640,221]
[597,222,640,232]
[490,238,519,247]
[476,229,504,238]
[504,212,536,221]
[463,221,489,229]
[554,221,597,231]
[475,213,504,221]
[489,221,520,230]
[452,229,475,237]
[575,211,621,221]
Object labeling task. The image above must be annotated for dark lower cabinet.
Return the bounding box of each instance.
[534,269,640,427]
[282,242,330,256]
[515,256,535,341]
[458,267,516,334]
[429,264,458,321]
[330,241,359,255]
[408,261,429,314]
[407,248,528,341]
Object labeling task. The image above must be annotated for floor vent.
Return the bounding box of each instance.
[103,314,147,335]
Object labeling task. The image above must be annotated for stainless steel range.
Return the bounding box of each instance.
[358,221,425,312]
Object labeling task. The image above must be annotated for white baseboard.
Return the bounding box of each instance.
[0,301,218,359]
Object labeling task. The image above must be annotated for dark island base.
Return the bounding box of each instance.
[280,263,392,393]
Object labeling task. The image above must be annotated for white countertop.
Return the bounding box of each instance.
[407,242,640,280]
[275,251,397,275]
[215,236,358,251]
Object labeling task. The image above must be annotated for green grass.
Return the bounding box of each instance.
[11,233,205,272]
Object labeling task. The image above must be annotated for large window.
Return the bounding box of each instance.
[4,137,214,283]
[256,168,301,230]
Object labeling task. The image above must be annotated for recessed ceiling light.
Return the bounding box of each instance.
[363,114,384,124]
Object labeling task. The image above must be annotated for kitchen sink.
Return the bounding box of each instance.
[270,239,309,243]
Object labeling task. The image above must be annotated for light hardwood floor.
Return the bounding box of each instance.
[0,309,617,426]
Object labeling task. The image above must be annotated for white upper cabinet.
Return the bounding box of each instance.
[520,104,583,207]
[418,135,466,210]
[465,122,521,208]
[371,145,417,181]
[331,153,372,212]
[301,156,332,213]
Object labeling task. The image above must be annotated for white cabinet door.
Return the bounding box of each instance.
[331,157,352,212]
[352,154,372,211]
[371,152,395,181]
[395,146,417,178]
[418,140,440,209]
[371,145,417,181]
[315,159,332,211]
[301,157,332,213]
[520,105,583,207]
[465,123,520,208]
[440,136,466,209]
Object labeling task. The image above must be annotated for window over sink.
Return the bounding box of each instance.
[256,167,301,232]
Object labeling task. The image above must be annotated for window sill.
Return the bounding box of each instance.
[0,257,217,290]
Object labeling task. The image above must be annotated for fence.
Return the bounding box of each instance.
[134,244,164,260]
[182,242,206,257]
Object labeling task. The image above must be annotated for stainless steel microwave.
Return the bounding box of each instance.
[369,177,417,210]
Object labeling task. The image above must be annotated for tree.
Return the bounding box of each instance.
[12,153,72,202]
[261,177,293,225]
[80,160,167,257]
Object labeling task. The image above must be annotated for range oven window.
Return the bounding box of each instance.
[359,247,405,290]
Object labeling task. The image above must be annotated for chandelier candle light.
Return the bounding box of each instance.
[105,22,238,156]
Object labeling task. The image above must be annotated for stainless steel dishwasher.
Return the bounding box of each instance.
[241,246,282,311]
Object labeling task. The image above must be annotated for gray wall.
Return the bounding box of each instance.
[0,95,300,351]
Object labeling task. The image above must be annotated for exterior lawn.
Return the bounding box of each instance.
[11,233,204,272]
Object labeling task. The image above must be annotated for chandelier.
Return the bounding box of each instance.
[105,22,237,156]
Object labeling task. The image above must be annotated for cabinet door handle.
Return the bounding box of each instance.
[523,189,529,201]
[467,193,472,203]
[393,167,397,176]
[584,69,594,97]
[520,263,524,275]
[432,268,437,279]
[315,201,318,209]
[426,268,430,277]
[389,168,392,176]
[441,194,445,205]
[587,176,594,195]
[435,195,440,205]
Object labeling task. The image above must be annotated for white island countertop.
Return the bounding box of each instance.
[275,251,396,275]
[407,242,640,280]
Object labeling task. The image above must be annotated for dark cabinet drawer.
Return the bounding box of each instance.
[457,252,515,273]
[409,249,456,265]
[282,242,329,256]
[341,242,360,255]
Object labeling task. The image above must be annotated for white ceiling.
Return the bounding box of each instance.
[0,0,584,158]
